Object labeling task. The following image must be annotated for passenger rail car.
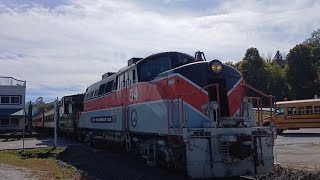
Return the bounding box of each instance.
[78,51,275,178]
[59,94,84,134]
[32,94,84,134]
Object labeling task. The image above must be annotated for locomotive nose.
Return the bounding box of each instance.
[209,60,223,73]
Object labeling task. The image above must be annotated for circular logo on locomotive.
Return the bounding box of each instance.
[131,109,138,127]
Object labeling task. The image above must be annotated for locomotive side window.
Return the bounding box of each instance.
[117,75,122,90]
[139,56,171,81]
[105,80,113,93]
[113,77,118,91]
[132,69,136,83]
[98,84,106,95]
[127,70,135,86]
[125,72,129,87]
[176,53,194,67]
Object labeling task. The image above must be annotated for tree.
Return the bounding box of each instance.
[238,47,268,93]
[304,28,320,45]
[265,62,288,100]
[286,43,320,99]
[273,50,286,68]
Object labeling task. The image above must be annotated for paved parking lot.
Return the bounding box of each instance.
[0,136,77,150]
[275,128,320,171]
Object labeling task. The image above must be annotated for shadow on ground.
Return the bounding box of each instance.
[278,133,320,138]
[57,145,190,180]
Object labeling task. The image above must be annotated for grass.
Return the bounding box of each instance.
[0,147,81,179]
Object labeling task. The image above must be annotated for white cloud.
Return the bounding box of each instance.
[0,0,319,101]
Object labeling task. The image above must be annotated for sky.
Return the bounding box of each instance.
[0,0,319,102]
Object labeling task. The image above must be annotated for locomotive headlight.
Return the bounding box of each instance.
[211,60,223,73]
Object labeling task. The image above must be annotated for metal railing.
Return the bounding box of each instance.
[0,77,26,86]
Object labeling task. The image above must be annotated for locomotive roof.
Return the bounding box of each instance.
[86,51,194,90]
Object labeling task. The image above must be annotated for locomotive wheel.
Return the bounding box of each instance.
[84,132,93,145]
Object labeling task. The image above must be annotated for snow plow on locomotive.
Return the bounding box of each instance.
[78,51,275,178]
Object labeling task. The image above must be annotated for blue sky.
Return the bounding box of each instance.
[0,0,319,102]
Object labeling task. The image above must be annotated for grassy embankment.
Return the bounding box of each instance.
[0,147,80,179]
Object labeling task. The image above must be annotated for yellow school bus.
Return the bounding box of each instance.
[262,99,320,133]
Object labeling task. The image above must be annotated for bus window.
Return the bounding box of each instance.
[297,107,305,114]
[305,106,313,114]
[276,107,284,115]
[314,106,320,113]
[287,107,296,115]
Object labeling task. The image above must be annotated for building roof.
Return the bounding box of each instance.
[0,108,24,117]
[0,77,26,87]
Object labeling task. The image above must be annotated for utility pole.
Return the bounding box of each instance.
[54,97,58,148]
[28,101,32,132]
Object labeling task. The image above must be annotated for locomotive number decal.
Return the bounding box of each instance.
[129,87,139,102]
[131,109,138,127]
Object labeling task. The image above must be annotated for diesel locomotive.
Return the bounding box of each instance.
[77,51,275,178]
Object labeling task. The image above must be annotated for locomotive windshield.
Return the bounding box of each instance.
[138,52,195,82]
[139,56,171,81]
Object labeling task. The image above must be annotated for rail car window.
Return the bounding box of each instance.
[90,91,94,98]
[305,106,313,114]
[314,106,320,113]
[105,80,113,93]
[98,84,106,95]
[287,107,296,115]
[139,56,171,81]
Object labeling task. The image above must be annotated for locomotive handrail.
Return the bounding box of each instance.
[175,83,221,125]
[248,97,263,125]
[240,83,276,125]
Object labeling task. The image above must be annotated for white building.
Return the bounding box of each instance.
[0,77,26,132]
